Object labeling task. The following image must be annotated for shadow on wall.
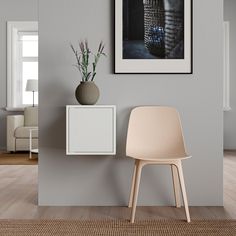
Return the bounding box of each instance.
[40,106,66,150]
[116,107,132,158]
[39,78,72,150]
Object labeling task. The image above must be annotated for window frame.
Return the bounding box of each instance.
[18,32,38,106]
[223,21,231,111]
[6,21,38,111]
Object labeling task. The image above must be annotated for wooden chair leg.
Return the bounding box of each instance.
[130,160,143,223]
[128,160,138,208]
[176,161,191,223]
[171,164,181,208]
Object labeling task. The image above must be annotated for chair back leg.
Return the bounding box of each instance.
[128,160,138,208]
[176,161,191,222]
[131,160,143,223]
[171,164,181,208]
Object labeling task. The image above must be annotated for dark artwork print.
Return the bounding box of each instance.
[123,0,184,59]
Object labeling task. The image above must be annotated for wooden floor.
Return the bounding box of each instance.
[0,152,38,165]
[0,152,235,220]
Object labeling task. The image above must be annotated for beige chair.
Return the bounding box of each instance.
[7,107,38,152]
[126,106,191,223]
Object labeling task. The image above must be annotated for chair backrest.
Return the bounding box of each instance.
[24,107,38,126]
[126,106,187,160]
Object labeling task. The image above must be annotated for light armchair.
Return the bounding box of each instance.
[7,107,38,152]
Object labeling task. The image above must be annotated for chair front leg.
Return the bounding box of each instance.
[176,161,191,223]
[171,164,181,208]
[128,159,138,208]
[130,160,143,223]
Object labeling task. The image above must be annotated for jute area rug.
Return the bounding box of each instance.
[0,220,235,236]
[0,152,38,165]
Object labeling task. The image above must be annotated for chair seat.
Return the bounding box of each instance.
[128,155,191,162]
[15,126,38,138]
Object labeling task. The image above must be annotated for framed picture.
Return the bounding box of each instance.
[115,0,193,74]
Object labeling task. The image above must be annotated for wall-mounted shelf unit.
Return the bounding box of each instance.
[66,105,116,155]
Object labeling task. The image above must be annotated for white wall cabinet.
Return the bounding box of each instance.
[66,105,116,155]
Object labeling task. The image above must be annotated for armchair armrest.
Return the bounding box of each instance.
[7,115,24,151]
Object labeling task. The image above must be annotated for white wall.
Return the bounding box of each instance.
[38,0,224,206]
[0,0,38,150]
[224,0,236,149]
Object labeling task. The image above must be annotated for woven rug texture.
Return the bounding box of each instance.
[0,220,235,236]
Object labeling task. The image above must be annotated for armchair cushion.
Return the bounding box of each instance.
[7,115,24,151]
[24,107,38,126]
[7,108,38,152]
[15,126,38,138]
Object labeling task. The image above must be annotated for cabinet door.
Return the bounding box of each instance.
[67,106,116,155]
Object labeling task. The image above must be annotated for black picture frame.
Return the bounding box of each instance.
[115,0,193,74]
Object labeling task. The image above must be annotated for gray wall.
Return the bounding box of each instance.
[224,0,236,149]
[38,0,224,206]
[0,0,38,150]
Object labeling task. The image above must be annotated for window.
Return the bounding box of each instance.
[7,21,38,110]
